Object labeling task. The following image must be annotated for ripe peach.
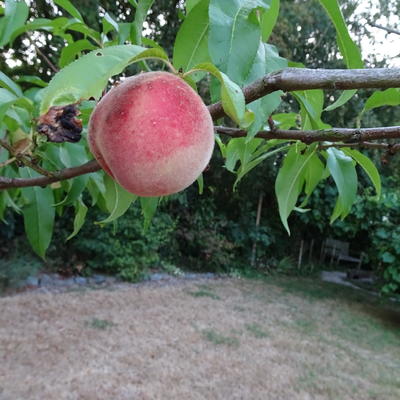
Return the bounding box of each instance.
[88,71,214,197]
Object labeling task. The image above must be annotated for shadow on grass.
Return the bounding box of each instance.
[255,276,400,337]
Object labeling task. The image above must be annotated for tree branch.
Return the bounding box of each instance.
[208,68,400,120]
[214,125,400,143]
[319,142,400,152]
[0,160,101,189]
[2,67,400,189]
[369,22,400,36]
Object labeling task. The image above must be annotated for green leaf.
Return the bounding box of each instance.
[318,0,363,69]
[55,142,90,206]
[131,0,155,45]
[190,62,245,125]
[142,37,164,50]
[272,112,298,129]
[0,88,18,122]
[301,153,325,205]
[318,0,363,111]
[102,12,119,34]
[235,141,289,188]
[58,142,88,167]
[128,47,170,65]
[275,145,315,234]
[186,0,203,13]
[54,0,84,22]
[118,22,132,44]
[98,175,137,224]
[197,173,204,194]
[214,134,226,157]
[65,22,101,43]
[56,176,89,207]
[324,90,356,112]
[382,252,395,264]
[173,0,210,75]
[66,199,88,240]
[225,138,243,172]
[16,75,48,88]
[40,44,146,113]
[127,0,138,8]
[245,43,287,140]
[326,147,357,223]
[362,88,400,114]
[140,196,159,231]
[261,0,279,42]
[8,18,53,44]
[0,0,29,47]
[342,148,381,199]
[20,169,55,258]
[0,71,22,96]
[208,0,271,85]
[293,89,329,130]
[59,39,97,68]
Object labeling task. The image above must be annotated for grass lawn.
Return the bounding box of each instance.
[0,276,399,399]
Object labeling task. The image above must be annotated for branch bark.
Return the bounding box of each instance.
[214,125,400,143]
[2,67,400,189]
[208,68,400,120]
[0,160,100,189]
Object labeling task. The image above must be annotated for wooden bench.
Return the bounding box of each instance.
[320,238,363,268]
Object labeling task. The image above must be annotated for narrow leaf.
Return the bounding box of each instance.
[54,0,84,22]
[362,88,400,114]
[301,153,325,206]
[186,0,203,13]
[98,175,137,224]
[318,0,363,111]
[20,169,55,258]
[261,0,279,42]
[275,145,315,234]
[325,89,356,112]
[245,43,287,140]
[0,71,22,96]
[59,39,96,68]
[140,196,159,231]
[131,0,155,45]
[0,0,29,47]
[173,0,210,74]
[326,147,357,222]
[66,199,88,240]
[342,148,381,199]
[197,173,204,194]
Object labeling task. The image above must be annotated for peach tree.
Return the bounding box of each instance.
[0,0,399,282]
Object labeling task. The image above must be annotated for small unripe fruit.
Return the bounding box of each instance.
[88,71,214,196]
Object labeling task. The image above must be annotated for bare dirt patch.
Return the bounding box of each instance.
[0,277,399,400]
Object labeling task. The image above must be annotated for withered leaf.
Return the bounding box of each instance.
[37,104,82,143]
[12,138,32,155]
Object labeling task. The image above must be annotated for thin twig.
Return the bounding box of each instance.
[0,157,16,168]
[369,22,400,36]
[26,34,59,73]
[17,156,56,178]
[319,142,400,152]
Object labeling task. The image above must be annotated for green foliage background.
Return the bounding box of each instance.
[0,0,399,295]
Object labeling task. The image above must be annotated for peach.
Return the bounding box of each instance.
[88,71,215,197]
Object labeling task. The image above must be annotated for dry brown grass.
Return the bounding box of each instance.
[0,277,399,400]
